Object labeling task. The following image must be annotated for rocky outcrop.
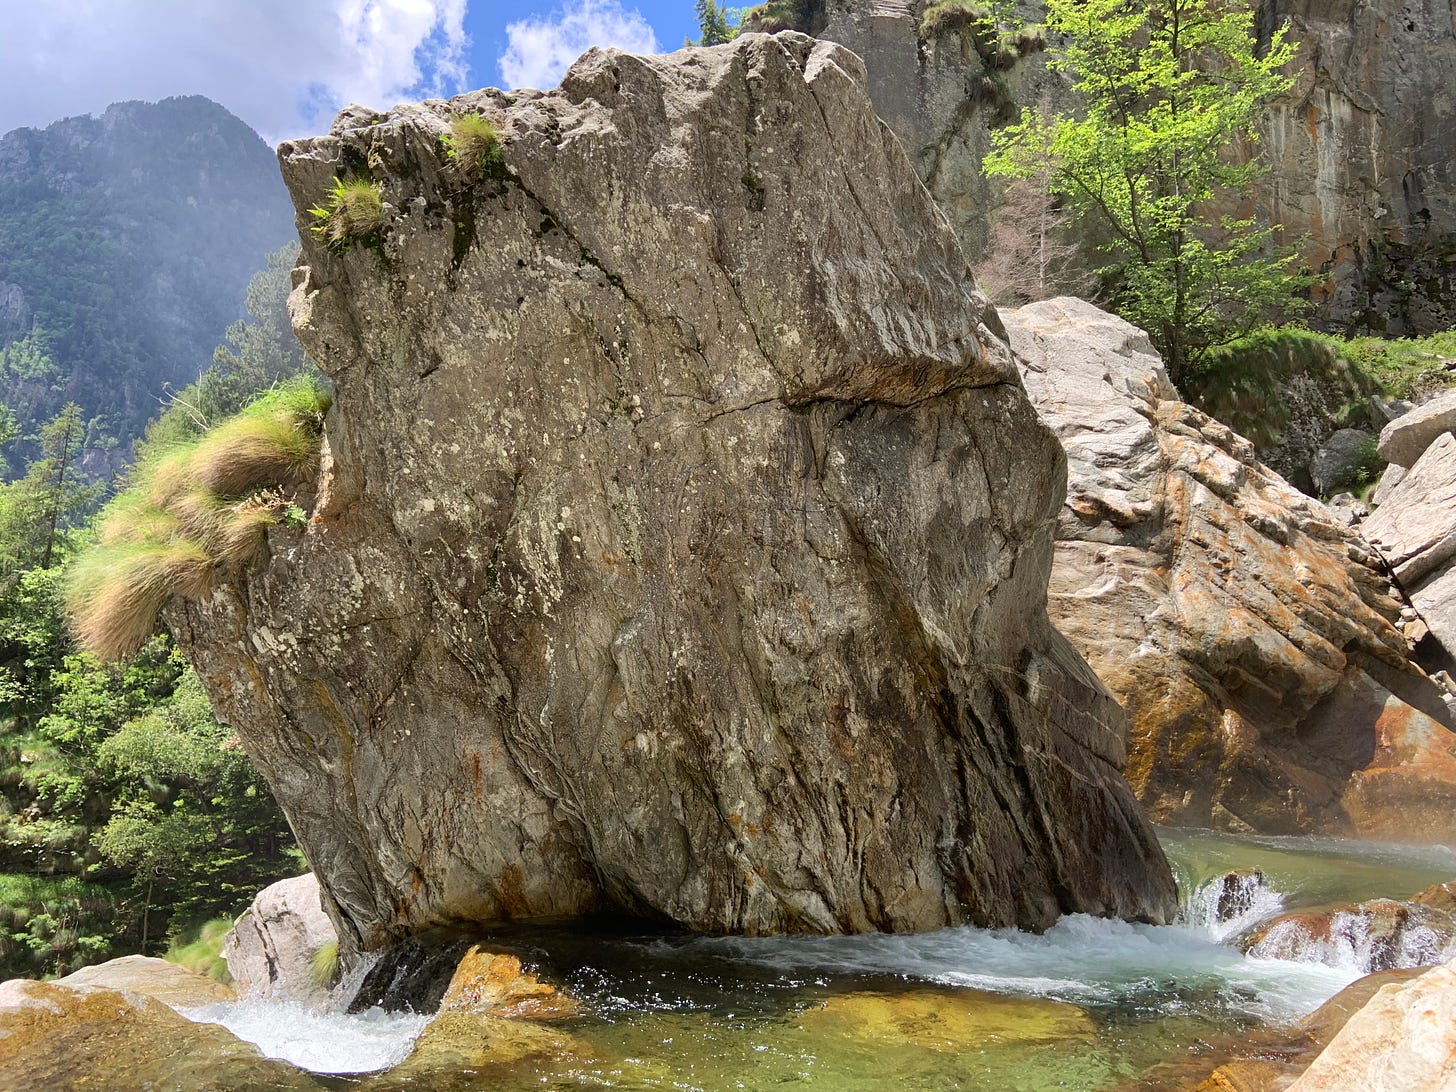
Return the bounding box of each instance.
[1288,957,1456,1090]
[1377,390,1456,468]
[1004,297,1456,838]
[171,35,1175,957]
[1364,431,1456,669]
[223,873,337,1003]
[0,979,314,1091]
[58,955,234,1010]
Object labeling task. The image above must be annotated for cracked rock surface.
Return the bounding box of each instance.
[170,34,1174,955]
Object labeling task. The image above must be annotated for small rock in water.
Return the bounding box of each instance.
[437,946,578,1020]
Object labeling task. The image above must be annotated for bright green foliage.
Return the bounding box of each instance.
[736,0,824,36]
[986,0,1309,382]
[694,0,737,44]
[444,113,506,183]
[165,917,234,983]
[65,377,330,661]
[309,176,384,254]
[310,937,340,989]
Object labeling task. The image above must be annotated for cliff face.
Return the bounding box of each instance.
[171,34,1175,956]
[816,0,1456,332]
[1256,0,1456,334]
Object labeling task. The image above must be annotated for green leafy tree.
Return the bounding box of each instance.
[986,0,1308,382]
[0,404,104,577]
[694,0,737,44]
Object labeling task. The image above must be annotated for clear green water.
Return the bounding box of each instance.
[192,828,1456,1090]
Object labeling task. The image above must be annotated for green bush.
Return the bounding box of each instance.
[310,937,339,989]
[65,378,330,661]
[165,917,233,984]
[308,176,384,254]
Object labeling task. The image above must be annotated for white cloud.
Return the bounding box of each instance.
[0,0,470,144]
[498,0,659,91]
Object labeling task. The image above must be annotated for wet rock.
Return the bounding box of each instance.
[1244,899,1456,973]
[58,955,234,1010]
[797,988,1094,1052]
[1288,957,1456,1090]
[1194,1059,1302,1091]
[1005,297,1456,839]
[362,1012,590,1091]
[347,937,472,1015]
[0,978,315,1090]
[224,873,337,1004]
[436,947,578,1020]
[1377,389,1456,468]
[1310,429,1379,497]
[1411,880,1456,913]
[172,35,1175,953]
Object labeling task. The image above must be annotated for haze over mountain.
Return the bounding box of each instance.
[0,94,295,472]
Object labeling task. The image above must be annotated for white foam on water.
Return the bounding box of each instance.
[183,1000,429,1074]
[670,913,1361,1023]
[1180,869,1287,943]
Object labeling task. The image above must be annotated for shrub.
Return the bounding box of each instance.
[308,176,383,254]
[65,378,330,661]
[444,112,504,182]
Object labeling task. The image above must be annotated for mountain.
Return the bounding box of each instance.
[0,95,297,471]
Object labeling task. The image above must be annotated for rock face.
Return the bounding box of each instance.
[1004,297,1456,838]
[1244,899,1456,973]
[223,873,337,1003]
[171,35,1175,955]
[1288,957,1456,1090]
[1377,390,1456,468]
[810,1,1456,332]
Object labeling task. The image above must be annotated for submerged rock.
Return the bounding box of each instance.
[172,35,1174,953]
[58,955,234,1010]
[1005,297,1456,839]
[224,872,337,1004]
[435,948,578,1021]
[0,978,315,1090]
[797,988,1094,1052]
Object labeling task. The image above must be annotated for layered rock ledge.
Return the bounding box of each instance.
[1006,298,1456,839]
[171,35,1174,955]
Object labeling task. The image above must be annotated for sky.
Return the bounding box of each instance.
[0,1,701,144]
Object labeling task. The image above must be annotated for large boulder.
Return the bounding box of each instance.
[57,955,234,1010]
[1362,433,1456,667]
[1004,297,1456,838]
[0,978,315,1091]
[168,35,1175,957]
[1288,957,1456,1090]
[1376,389,1456,468]
[1243,899,1456,973]
[224,873,337,1003]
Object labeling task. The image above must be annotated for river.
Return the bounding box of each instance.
[184,828,1456,1089]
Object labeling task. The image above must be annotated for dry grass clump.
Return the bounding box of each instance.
[309,176,384,254]
[444,112,504,182]
[66,379,330,661]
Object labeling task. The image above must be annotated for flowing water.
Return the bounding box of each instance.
[184,828,1456,1089]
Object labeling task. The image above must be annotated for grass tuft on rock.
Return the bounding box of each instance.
[309,938,339,989]
[165,917,234,984]
[444,112,505,182]
[66,378,330,661]
[308,176,383,254]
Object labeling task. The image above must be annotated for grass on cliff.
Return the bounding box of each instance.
[309,176,383,254]
[66,378,330,661]
[444,112,504,182]
[310,938,340,989]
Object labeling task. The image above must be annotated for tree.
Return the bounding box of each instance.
[985,0,1308,382]
[694,0,736,45]
[0,404,103,577]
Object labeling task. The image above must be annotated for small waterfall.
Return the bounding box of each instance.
[1246,903,1456,974]
[1180,868,1285,943]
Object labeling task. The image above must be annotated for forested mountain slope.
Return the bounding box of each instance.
[0,95,295,471]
